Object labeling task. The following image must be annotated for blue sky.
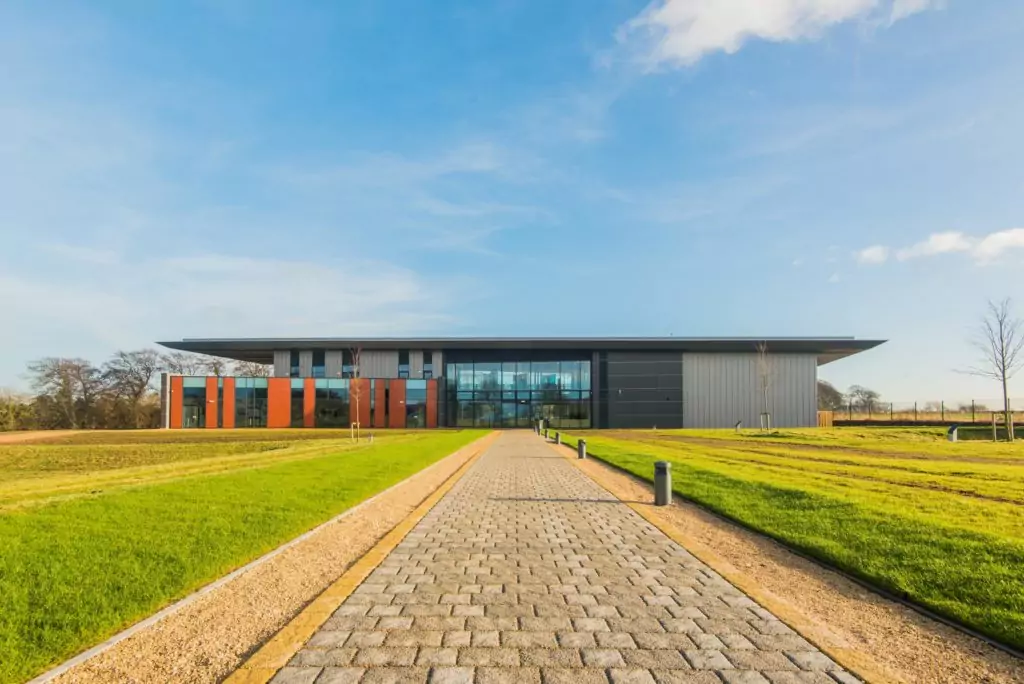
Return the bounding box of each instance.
[2,0,1023,404]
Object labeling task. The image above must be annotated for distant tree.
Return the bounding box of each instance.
[203,356,232,377]
[847,385,881,413]
[26,358,100,429]
[964,298,1024,441]
[0,389,34,431]
[923,401,942,412]
[103,349,162,428]
[232,361,272,377]
[817,380,844,411]
[161,351,207,376]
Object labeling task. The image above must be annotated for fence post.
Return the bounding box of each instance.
[890,402,893,421]
[914,402,918,422]
[972,400,976,423]
[941,401,945,422]
[868,401,872,420]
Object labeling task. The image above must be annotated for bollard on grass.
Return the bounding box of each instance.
[654,461,672,506]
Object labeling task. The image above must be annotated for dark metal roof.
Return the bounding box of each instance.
[157,337,884,366]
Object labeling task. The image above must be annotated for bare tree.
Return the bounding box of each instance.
[203,356,231,377]
[233,360,272,377]
[161,351,208,375]
[848,385,881,413]
[349,347,363,440]
[26,358,100,428]
[103,349,163,428]
[755,341,774,431]
[965,298,1024,441]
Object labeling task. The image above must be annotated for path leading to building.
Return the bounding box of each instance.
[271,432,856,684]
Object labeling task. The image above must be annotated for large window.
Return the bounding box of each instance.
[315,379,349,427]
[444,359,591,429]
[290,378,305,427]
[236,378,268,427]
[398,350,410,379]
[289,350,300,378]
[312,350,326,378]
[342,350,355,379]
[423,352,433,380]
[182,377,207,428]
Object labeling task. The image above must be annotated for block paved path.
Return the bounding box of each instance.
[272,432,857,684]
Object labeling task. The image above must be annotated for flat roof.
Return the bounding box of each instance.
[158,337,884,366]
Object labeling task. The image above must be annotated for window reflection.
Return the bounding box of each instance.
[445,360,591,429]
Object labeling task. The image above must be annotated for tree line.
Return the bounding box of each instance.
[0,351,269,432]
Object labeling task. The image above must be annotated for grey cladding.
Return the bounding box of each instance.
[606,352,684,429]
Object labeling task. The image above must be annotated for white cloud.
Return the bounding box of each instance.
[973,228,1024,263]
[856,245,890,264]
[890,0,942,23]
[620,0,940,68]
[855,227,1024,267]
[828,272,841,283]
[895,230,972,260]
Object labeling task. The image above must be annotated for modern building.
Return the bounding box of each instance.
[156,337,883,430]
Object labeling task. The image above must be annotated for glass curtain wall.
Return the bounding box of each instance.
[290,378,305,427]
[315,379,349,427]
[182,377,207,428]
[446,360,591,428]
[406,380,427,428]
[235,378,268,427]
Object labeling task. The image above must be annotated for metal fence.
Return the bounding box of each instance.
[830,398,1024,424]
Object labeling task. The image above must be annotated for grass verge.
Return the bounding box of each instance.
[561,431,1024,653]
[0,430,485,684]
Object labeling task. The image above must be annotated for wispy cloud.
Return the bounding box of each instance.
[856,245,890,265]
[855,228,1024,266]
[618,0,942,68]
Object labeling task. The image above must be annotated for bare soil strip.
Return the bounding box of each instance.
[0,430,84,444]
[560,443,1024,684]
[37,434,494,684]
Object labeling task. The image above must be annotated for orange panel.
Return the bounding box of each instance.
[388,379,406,429]
[205,377,219,429]
[426,379,438,428]
[373,380,387,428]
[169,376,183,429]
[304,378,316,428]
[267,378,291,428]
[222,377,236,429]
[350,379,371,427]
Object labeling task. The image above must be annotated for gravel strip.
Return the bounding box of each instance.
[45,436,489,684]
[565,444,1024,684]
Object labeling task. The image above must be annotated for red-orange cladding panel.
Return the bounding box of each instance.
[388,379,407,429]
[222,377,236,429]
[304,378,316,428]
[373,380,387,428]
[205,377,219,429]
[169,376,183,429]
[267,378,291,428]
[426,379,438,428]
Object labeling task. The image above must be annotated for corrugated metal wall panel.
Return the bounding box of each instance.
[362,350,399,378]
[325,350,343,378]
[410,350,424,378]
[432,351,443,376]
[299,351,313,378]
[273,350,290,378]
[606,352,684,429]
[682,353,816,428]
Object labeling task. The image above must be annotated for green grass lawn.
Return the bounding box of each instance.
[0,429,485,684]
[562,428,1024,652]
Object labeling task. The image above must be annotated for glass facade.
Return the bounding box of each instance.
[289,350,300,378]
[236,377,268,427]
[182,377,207,428]
[406,379,427,428]
[445,359,591,428]
[290,378,305,427]
[312,350,326,378]
[315,378,350,427]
